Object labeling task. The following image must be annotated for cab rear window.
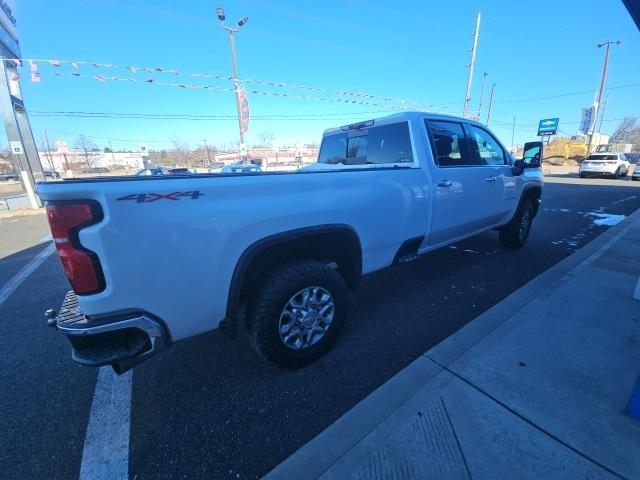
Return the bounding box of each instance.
[586,155,617,160]
[318,122,413,165]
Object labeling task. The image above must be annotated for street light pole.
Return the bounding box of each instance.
[476,72,488,121]
[217,7,248,161]
[485,83,495,127]
[588,40,621,153]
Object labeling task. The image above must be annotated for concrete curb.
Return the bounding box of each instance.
[264,207,640,480]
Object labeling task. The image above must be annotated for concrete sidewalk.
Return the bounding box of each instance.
[267,209,640,479]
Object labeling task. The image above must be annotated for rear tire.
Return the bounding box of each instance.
[579,172,587,178]
[245,259,349,368]
[499,200,535,249]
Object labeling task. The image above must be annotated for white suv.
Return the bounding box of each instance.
[579,153,630,179]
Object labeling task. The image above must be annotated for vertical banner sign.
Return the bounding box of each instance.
[579,106,595,135]
[238,87,250,134]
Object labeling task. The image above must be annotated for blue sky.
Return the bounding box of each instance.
[13,0,640,151]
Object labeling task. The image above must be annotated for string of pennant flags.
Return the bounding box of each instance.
[4,57,452,111]
[30,69,408,110]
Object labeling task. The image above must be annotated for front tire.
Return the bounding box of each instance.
[579,172,587,178]
[245,259,349,367]
[499,200,535,249]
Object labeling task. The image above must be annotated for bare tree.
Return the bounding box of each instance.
[74,134,98,167]
[255,129,275,148]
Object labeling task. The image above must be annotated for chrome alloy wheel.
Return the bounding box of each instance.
[278,287,335,350]
[519,208,532,242]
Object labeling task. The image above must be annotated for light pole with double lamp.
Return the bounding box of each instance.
[216,7,248,160]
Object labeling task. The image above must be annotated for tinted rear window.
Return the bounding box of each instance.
[318,122,413,165]
[586,155,617,160]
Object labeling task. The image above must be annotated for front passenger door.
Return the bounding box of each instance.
[466,124,516,224]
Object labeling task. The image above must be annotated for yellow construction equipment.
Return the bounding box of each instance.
[563,143,589,160]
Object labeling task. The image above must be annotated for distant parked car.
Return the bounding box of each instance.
[628,153,640,181]
[135,167,192,176]
[43,170,60,179]
[220,164,262,174]
[81,167,111,174]
[579,153,630,179]
[0,171,19,182]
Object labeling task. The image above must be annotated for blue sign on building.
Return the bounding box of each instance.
[537,118,559,136]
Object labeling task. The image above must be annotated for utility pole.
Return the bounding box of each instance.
[216,7,248,161]
[597,94,608,133]
[43,130,54,171]
[203,138,212,165]
[588,40,622,153]
[511,117,516,154]
[463,12,481,118]
[485,83,495,127]
[108,140,115,163]
[476,72,488,121]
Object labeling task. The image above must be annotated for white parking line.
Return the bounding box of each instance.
[0,243,55,306]
[79,367,133,480]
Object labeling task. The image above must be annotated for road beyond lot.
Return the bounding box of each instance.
[1,175,639,480]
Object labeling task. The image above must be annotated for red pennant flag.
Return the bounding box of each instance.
[10,73,19,81]
[49,60,61,67]
[29,60,38,72]
[93,75,106,82]
[10,58,21,67]
[31,72,41,83]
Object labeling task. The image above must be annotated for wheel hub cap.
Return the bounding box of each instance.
[278,287,335,350]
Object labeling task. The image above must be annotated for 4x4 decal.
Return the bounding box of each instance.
[117,191,204,203]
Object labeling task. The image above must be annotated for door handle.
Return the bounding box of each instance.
[437,180,452,188]
[485,176,497,182]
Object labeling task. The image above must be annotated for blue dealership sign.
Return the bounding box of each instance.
[537,118,559,136]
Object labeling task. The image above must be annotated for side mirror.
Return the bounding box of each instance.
[522,141,543,169]
[512,159,525,176]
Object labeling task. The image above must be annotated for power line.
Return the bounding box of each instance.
[496,82,640,104]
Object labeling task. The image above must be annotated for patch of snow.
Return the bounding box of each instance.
[586,211,626,227]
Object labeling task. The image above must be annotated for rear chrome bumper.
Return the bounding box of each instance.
[50,291,168,374]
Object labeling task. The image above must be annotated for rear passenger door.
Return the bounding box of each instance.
[425,119,507,246]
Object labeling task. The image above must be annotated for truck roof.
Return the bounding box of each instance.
[321,111,486,136]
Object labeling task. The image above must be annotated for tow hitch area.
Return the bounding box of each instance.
[47,291,168,374]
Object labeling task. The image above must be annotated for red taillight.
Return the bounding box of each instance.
[45,202,105,295]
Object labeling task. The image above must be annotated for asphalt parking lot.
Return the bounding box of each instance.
[1,174,640,480]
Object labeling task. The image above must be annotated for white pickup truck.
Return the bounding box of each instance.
[39,112,543,373]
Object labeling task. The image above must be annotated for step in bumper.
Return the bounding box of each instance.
[51,291,168,374]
